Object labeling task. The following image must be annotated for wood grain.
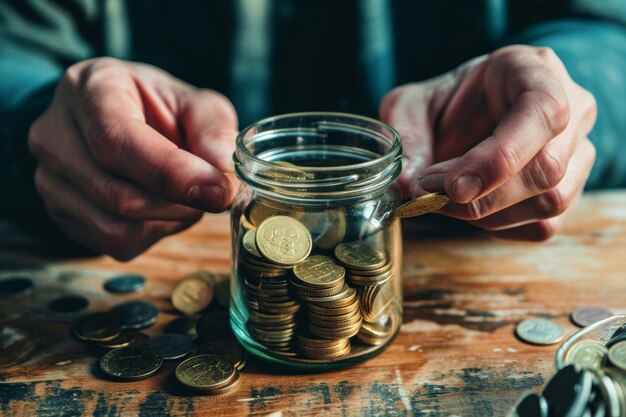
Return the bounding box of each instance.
[1,190,625,417]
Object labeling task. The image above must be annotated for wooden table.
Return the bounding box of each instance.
[1,190,625,417]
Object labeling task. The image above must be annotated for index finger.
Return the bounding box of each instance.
[444,47,570,203]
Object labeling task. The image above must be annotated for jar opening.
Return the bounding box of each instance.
[234,112,402,202]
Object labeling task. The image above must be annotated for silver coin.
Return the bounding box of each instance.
[146,334,195,360]
[111,300,158,329]
[565,340,608,370]
[104,274,146,294]
[516,318,564,345]
[571,308,613,328]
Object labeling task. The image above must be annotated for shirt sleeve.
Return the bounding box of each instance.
[514,18,626,189]
[0,0,127,237]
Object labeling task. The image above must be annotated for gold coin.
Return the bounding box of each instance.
[97,331,136,349]
[349,270,393,286]
[308,311,362,328]
[172,274,213,316]
[290,279,344,298]
[204,370,241,395]
[309,321,361,339]
[197,339,247,370]
[334,241,387,270]
[394,192,450,218]
[175,354,236,391]
[240,214,256,231]
[80,314,122,342]
[301,343,351,359]
[301,285,355,305]
[293,255,345,288]
[306,298,360,316]
[297,334,349,349]
[242,230,262,258]
[248,199,290,227]
[256,216,312,266]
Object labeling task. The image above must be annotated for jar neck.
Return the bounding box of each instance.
[234,113,402,204]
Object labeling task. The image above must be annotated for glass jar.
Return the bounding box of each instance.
[230,112,403,371]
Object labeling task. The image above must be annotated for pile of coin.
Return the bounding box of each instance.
[239,224,302,354]
[511,308,626,417]
[236,208,400,361]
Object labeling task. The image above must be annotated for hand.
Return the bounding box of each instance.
[380,45,597,241]
[29,58,239,260]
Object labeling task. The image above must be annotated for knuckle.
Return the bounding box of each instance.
[493,142,522,180]
[536,47,558,63]
[535,188,567,218]
[101,179,142,218]
[529,220,558,241]
[379,85,409,121]
[464,199,486,220]
[197,89,238,121]
[533,148,567,190]
[90,121,125,169]
[522,90,570,137]
[155,156,185,198]
[27,117,48,158]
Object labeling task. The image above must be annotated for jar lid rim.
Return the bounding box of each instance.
[236,112,402,173]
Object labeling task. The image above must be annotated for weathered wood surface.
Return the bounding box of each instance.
[1,190,626,417]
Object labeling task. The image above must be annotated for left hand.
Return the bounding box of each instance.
[380,45,597,241]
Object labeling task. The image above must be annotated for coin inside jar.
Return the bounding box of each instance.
[255,216,312,266]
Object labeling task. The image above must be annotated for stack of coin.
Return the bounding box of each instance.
[176,354,241,395]
[297,332,351,359]
[289,255,360,358]
[238,219,311,353]
[356,315,394,347]
[334,241,396,344]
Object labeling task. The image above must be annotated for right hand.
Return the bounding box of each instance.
[29,58,240,260]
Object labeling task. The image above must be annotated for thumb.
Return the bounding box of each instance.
[179,89,239,174]
[379,85,434,199]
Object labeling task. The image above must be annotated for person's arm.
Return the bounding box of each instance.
[0,0,128,226]
[514,18,626,189]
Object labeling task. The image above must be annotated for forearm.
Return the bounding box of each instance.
[516,19,626,189]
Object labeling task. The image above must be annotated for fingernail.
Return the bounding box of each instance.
[188,185,226,212]
[420,173,446,192]
[452,175,483,203]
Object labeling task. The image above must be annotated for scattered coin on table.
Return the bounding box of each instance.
[0,275,34,298]
[99,346,163,381]
[175,354,240,394]
[0,326,38,368]
[104,274,146,294]
[571,307,613,328]
[515,318,564,346]
[171,272,214,316]
[48,294,90,314]
[146,334,195,361]
[111,300,159,329]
